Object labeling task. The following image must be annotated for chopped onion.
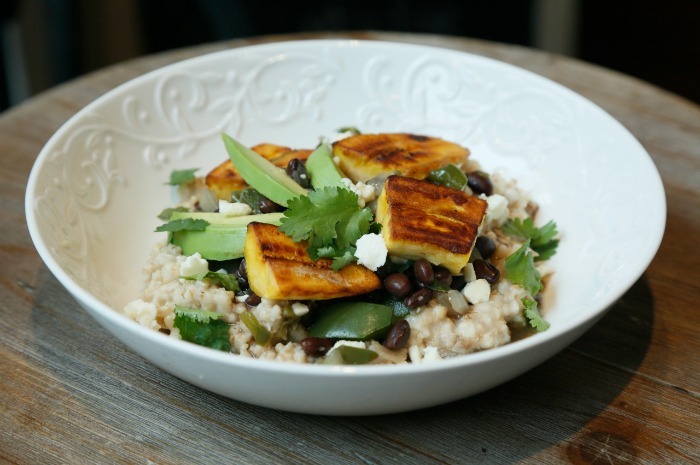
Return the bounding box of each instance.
[437,289,470,316]
[198,188,219,212]
[447,290,470,315]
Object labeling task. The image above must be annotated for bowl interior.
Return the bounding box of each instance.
[27,39,665,361]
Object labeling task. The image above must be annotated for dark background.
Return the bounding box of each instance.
[1,0,698,111]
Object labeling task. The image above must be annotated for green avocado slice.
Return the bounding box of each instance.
[169,211,283,260]
[221,133,308,207]
[305,143,345,189]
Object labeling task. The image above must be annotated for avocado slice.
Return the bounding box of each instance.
[305,143,345,189]
[170,211,283,260]
[221,133,308,207]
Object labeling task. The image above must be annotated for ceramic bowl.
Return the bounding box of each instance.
[26,40,665,415]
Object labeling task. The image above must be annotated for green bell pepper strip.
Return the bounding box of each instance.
[307,302,393,341]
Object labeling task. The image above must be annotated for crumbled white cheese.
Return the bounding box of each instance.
[328,129,356,143]
[291,302,310,317]
[462,279,491,304]
[422,346,443,363]
[407,345,443,363]
[219,199,252,217]
[179,252,209,277]
[340,177,376,207]
[328,340,366,355]
[463,263,477,282]
[481,193,509,226]
[354,233,388,271]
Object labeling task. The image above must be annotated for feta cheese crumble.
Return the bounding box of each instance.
[462,279,491,304]
[482,193,509,226]
[340,177,376,207]
[219,199,252,217]
[179,252,209,277]
[328,340,366,355]
[354,233,388,271]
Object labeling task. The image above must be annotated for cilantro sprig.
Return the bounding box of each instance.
[155,218,209,233]
[173,307,231,351]
[279,186,376,269]
[157,206,189,221]
[502,217,559,261]
[504,239,542,297]
[181,270,240,292]
[522,298,549,332]
[505,240,551,332]
[165,168,199,186]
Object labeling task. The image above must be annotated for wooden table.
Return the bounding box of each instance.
[2,32,698,464]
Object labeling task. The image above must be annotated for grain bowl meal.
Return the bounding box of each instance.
[124,129,558,365]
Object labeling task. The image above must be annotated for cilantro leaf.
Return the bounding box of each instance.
[331,248,357,270]
[166,168,199,186]
[336,208,373,249]
[173,306,231,351]
[157,206,189,221]
[181,270,240,292]
[279,187,376,267]
[502,218,559,261]
[155,218,209,232]
[505,239,542,296]
[522,298,550,332]
[206,271,240,292]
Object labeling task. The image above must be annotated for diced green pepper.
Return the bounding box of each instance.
[427,163,468,190]
[231,187,269,214]
[241,311,271,345]
[308,302,393,340]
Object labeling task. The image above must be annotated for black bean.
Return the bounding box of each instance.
[475,236,496,259]
[236,259,249,289]
[286,158,310,188]
[384,320,411,350]
[450,274,466,290]
[404,287,433,308]
[413,258,434,285]
[245,292,261,307]
[258,196,281,214]
[383,273,412,298]
[375,263,390,279]
[473,259,500,284]
[433,266,452,287]
[300,337,334,357]
[467,171,493,196]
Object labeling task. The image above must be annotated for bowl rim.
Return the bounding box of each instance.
[25,38,667,377]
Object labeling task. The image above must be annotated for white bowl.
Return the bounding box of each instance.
[26,40,665,415]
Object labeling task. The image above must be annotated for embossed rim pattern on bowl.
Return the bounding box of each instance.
[26,40,665,415]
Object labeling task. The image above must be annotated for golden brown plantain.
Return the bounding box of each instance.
[332,133,469,182]
[205,144,312,200]
[376,175,488,275]
[244,222,381,300]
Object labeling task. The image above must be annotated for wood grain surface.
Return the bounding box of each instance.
[1,32,698,465]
